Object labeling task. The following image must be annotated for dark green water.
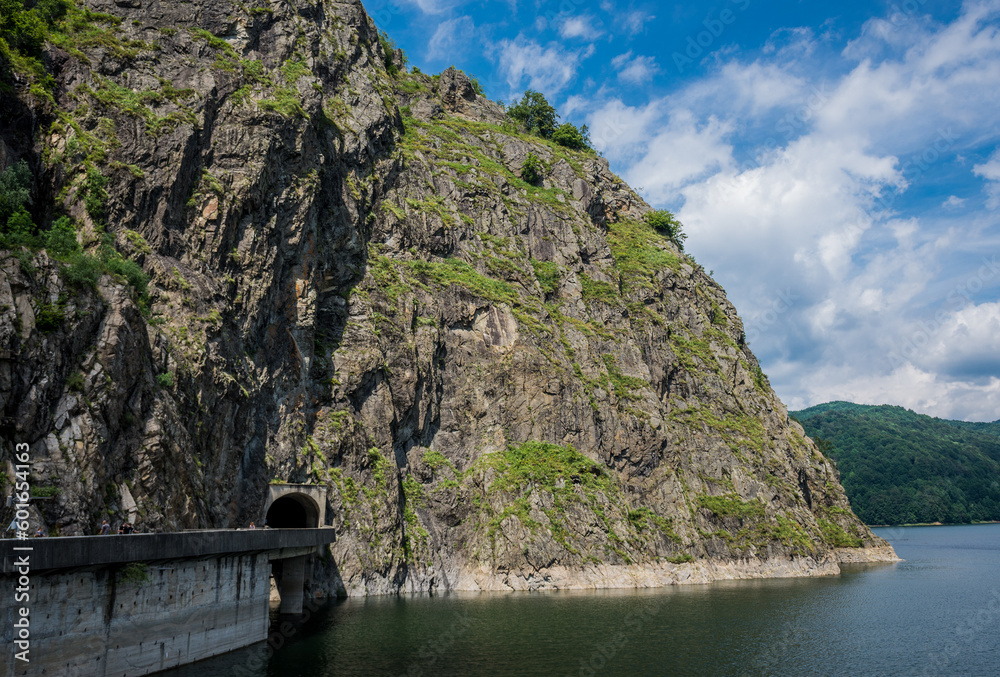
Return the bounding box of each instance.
[168,524,1000,676]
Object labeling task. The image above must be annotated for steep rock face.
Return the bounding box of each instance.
[0,0,895,595]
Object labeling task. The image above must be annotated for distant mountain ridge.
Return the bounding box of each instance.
[792,401,1000,525]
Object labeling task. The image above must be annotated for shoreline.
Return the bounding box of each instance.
[344,547,900,595]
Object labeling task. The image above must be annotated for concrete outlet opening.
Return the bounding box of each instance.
[265,495,318,529]
[262,484,327,529]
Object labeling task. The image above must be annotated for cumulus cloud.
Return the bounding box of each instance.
[493,36,588,97]
[917,301,1000,380]
[623,112,732,203]
[560,16,602,40]
[611,51,659,85]
[784,363,1000,423]
[587,1,1000,421]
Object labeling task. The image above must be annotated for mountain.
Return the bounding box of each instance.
[0,0,894,595]
[792,402,1000,525]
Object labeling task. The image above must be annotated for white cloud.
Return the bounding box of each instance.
[426,16,475,62]
[917,301,1000,380]
[588,1,1000,421]
[821,3,1000,151]
[611,7,654,36]
[785,363,1000,423]
[560,16,602,40]
[763,27,817,56]
[624,112,732,203]
[398,0,459,15]
[942,195,966,208]
[973,148,1000,207]
[677,61,807,116]
[611,51,659,85]
[597,0,654,34]
[561,94,589,119]
[588,98,662,152]
[493,36,586,97]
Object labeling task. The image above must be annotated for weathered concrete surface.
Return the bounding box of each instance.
[0,528,336,573]
[2,553,271,677]
[277,555,308,615]
[0,529,335,676]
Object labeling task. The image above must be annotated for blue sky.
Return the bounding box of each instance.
[368,0,1000,422]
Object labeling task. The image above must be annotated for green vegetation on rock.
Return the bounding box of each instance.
[606,218,682,288]
[697,493,766,519]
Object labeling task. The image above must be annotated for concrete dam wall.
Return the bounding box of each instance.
[1,528,335,677]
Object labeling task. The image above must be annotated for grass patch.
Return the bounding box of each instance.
[696,493,766,519]
[407,258,519,307]
[531,259,561,295]
[818,518,863,547]
[580,274,618,304]
[606,219,683,290]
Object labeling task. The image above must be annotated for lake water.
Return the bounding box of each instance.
[167,524,1000,676]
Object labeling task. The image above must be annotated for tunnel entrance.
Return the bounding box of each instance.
[265,494,320,529]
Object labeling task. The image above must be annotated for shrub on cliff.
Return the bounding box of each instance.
[644,209,687,251]
[61,252,102,289]
[509,91,591,150]
[3,207,36,247]
[378,30,407,77]
[0,159,32,225]
[552,122,591,150]
[45,216,80,256]
[0,0,69,58]
[521,153,544,185]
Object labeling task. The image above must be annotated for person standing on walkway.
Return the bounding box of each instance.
[100,519,111,535]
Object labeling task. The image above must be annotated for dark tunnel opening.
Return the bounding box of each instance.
[265,494,319,529]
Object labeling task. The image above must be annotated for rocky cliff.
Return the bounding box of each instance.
[0,0,896,595]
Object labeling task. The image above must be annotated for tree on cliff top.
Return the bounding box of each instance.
[509,90,558,139]
[509,90,593,152]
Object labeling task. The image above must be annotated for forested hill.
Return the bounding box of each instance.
[792,402,1000,525]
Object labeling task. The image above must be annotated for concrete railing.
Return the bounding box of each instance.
[0,527,336,573]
